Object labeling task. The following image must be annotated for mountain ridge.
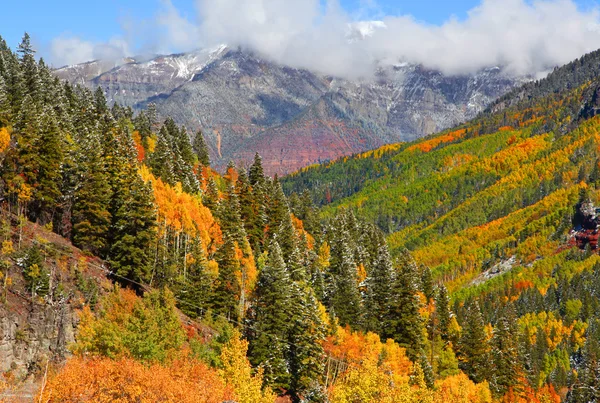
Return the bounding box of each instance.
[55,47,528,175]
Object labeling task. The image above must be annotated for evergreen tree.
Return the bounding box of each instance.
[569,320,600,403]
[490,306,521,396]
[383,250,425,361]
[203,176,220,212]
[173,238,212,318]
[458,301,490,383]
[108,176,156,284]
[287,283,326,401]
[17,33,40,102]
[436,284,452,344]
[193,130,210,167]
[249,152,265,187]
[248,242,292,390]
[217,183,246,245]
[329,232,362,329]
[72,133,111,255]
[364,242,394,334]
[149,126,176,185]
[31,107,64,223]
[211,237,241,322]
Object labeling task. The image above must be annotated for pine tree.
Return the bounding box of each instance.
[0,75,10,124]
[569,320,600,403]
[104,125,156,285]
[436,284,452,344]
[211,236,241,322]
[329,232,362,329]
[384,250,425,362]
[237,169,265,253]
[108,176,156,284]
[193,130,210,167]
[490,306,521,396]
[217,183,246,245]
[203,176,220,212]
[287,283,326,401]
[173,237,212,318]
[149,126,176,185]
[31,107,64,223]
[364,242,394,334]
[248,242,292,390]
[249,152,265,187]
[17,33,40,102]
[458,301,490,384]
[72,133,111,255]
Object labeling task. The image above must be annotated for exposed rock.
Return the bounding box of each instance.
[0,296,76,377]
[56,48,528,175]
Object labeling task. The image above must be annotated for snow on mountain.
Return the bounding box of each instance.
[54,47,528,175]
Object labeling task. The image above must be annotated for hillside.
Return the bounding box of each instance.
[1,33,511,402]
[3,31,600,402]
[281,47,600,399]
[55,47,525,175]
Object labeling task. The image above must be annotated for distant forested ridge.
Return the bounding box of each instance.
[281,44,600,401]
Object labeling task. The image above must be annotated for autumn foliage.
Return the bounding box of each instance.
[140,165,222,254]
[38,356,233,403]
[0,127,9,154]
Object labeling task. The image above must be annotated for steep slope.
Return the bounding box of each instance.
[283,47,600,296]
[55,48,525,175]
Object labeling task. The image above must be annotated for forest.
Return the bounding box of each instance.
[1,32,600,402]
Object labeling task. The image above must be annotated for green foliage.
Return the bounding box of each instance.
[72,287,186,363]
[21,245,49,297]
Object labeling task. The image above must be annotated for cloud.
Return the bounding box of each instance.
[49,36,129,67]
[48,0,600,78]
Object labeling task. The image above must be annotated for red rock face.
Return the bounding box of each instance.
[228,98,387,176]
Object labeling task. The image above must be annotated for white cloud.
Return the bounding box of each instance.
[49,36,129,67]
[48,0,600,78]
[49,36,95,67]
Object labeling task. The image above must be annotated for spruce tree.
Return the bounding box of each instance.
[364,242,394,334]
[193,130,210,167]
[436,284,452,344]
[72,133,111,255]
[149,126,176,185]
[249,152,265,187]
[174,237,212,318]
[17,33,40,102]
[569,320,600,403]
[458,301,490,383]
[248,242,292,390]
[203,176,220,212]
[490,306,521,396]
[217,183,246,245]
[329,232,362,328]
[108,176,156,284]
[211,236,241,322]
[288,283,326,401]
[384,250,425,362]
[31,107,64,223]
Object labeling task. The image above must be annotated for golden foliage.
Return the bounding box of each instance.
[37,356,233,403]
[140,165,222,255]
[219,330,275,403]
[0,127,9,153]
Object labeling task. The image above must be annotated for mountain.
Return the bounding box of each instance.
[55,47,526,175]
[282,47,600,292]
[6,31,600,402]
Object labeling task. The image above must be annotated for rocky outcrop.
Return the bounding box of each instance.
[0,295,76,376]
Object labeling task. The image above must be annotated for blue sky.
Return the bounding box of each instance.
[4,0,600,78]
[4,0,573,49]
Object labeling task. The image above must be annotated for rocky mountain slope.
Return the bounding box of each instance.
[55,47,527,175]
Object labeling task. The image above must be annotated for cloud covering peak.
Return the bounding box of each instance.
[49,0,600,79]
